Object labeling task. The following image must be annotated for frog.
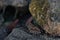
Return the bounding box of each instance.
[29,0,60,36]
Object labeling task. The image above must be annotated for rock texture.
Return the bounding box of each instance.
[4,28,60,40]
[0,0,29,7]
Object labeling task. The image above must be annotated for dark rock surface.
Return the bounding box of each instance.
[0,0,60,40]
[4,28,60,40]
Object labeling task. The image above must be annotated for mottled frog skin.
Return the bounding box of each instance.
[29,0,60,36]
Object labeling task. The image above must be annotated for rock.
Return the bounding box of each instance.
[4,28,38,40]
[12,0,28,7]
[0,0,30,7]
[4,28,60,40]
